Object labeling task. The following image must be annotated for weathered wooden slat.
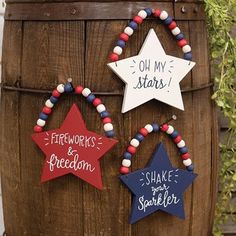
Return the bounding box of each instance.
[0,21,23,236]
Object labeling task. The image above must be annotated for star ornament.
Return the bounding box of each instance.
[32,104,118,189]
[107,29,196,113]
[120,143,197,224]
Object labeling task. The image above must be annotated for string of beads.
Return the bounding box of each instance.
[120,121,194,174]
[109,8,192,62]
[33,79,115,138]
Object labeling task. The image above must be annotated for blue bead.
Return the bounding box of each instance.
[86,93,95,103]
[117,40,126,48]
[186,164,194,172]
[105,130,114,138]
[39,112,48,120]
[124,152,132,160]
[50,96,58,104]
[144,8,152,16]
[64,82,73,93]
[135,133,144,142]
[179,147,188,154]
[100,111,109,118]
[184,52,192,61]
[129,21,138,30]
[176,33,184,41]
[152,123,159,132]
[171,131,178,139]
[163,16,173,25]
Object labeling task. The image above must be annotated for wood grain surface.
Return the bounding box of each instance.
[0,1,219,235]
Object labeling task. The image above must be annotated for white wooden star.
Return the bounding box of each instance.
[107,29,196,113]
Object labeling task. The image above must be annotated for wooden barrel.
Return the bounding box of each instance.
[0,1,218,235]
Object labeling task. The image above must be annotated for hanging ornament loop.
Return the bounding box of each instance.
[109,8,193,62]
[120,121,194,174]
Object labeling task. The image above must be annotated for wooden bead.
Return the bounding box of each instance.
[182,45,191,53]
[117,39,126,48]
[166,125,174,134]
[174,135,182,144]
[110,53,119,62]
[138,10,148,19]
[93,98,102,106]
[45,99,54,108]
[160,11,168,20]
[105,130,115,138]
[177,140,185,148]
[37,119,46,127]
[153,9,161,17]
[144,124,153,133]
[168,21,177,30]
[42,106,52,114]
[182,153,190,160]
[178,39,187,48]
[124,26,134,36]
[160,124,168,132]
[52,89,61,97]
[103,117,112,124]
[130,138,140,148]
[120,166,129,174]
[120,33,129,42]
[139,128,148,136]
[75,86,83,94]
[187,164,194,171]
[122,159,131,167]
[82,88,91,97]
[113,46,123,55]
[127,145,136,154]
[144,8,152,16]
[97,104,106,113]
[104,123,113,131]
[129,21,138,30]
[133,15,143,24]
[34,125,42,132]
[183,158,192,167]
[56,84,65,93]
[171,27,181,36]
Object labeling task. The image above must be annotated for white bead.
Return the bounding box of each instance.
[160,11,168,20]
[56,84,65,93]
[96,104,106,113]
[138,10,147,19]
[144,124,153,133]
[171,27,181,36]
[104,123,113,131]
[122,159,131,167]
[113,46,123,55]
[166,125,174,134]
[182,45,191,53]
[183,158,192,167]
[45,99,54,108]
[124,26,134,36]
[177,140,185,148]
[37,119,46,127]
[130,138,140,148]
[82,88,91,97]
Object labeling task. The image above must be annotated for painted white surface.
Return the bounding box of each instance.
[108,29,195,113]
[0,2,6,234]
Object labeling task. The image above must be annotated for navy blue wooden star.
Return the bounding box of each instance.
[120,143,197,224]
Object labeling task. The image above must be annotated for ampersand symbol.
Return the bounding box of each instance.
[67,146,77,156]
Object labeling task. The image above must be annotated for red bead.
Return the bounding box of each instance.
[120,33,129,42]
[133,15,143,24]
[153,9,161,17]
[120,166,129,174]
[127,145,136,154]
[93,98,102,107]
[160,124,168,132]
[52,89,61,97]
[174,135,182,144]
[139,128,148,137]
[109,53,119,62]
[42,106,52,114]
[75,86,83,94]
[34,125,42,133]
[178,39,187,48]
[103,117,112,124]
[168,21,177,30]
[182,153,190,160]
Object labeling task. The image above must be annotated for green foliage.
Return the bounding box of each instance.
[204,0,236,235]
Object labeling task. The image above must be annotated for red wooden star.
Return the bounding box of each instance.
[32,104,118,189]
